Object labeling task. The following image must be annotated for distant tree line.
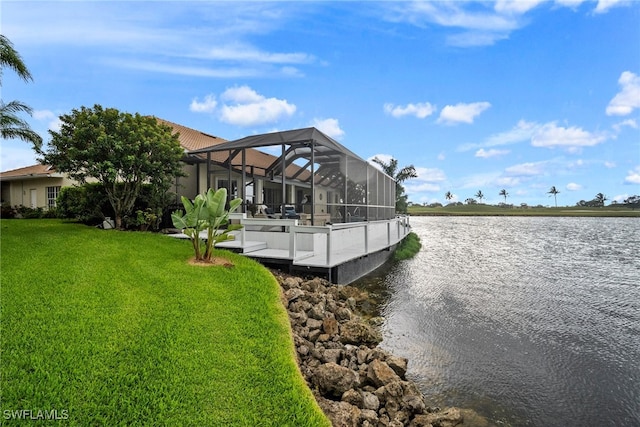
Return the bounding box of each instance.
[410,190,640,210]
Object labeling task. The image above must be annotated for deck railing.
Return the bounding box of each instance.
[229,214,411,266]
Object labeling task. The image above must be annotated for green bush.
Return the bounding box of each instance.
[394,232,421,260]
[57,183,113,225]
[57,183,175,229]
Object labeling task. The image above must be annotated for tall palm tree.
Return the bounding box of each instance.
[499,189,508,203]
[548,186,560,207]
[445,191,453,203]
[0,34,42,148]
[475,190,485,204]
[371,156,417,213]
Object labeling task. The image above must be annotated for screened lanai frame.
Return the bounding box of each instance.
[188,127,396,225]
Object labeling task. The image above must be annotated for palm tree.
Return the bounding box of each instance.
[371,157,417,213]
[445,191,453,203]
[475,190,485,204]
[548,186,560,207]
[499,189,508,203]
[0,34,42,148]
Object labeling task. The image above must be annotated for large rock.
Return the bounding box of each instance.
[386,355,409,379]
[368,359,402,387]
[340,320,382,346]
[316,396,362,427]
[409,407,463,427]
[284,288,305,303]
[315,362,360,397]
[322,316,339,336]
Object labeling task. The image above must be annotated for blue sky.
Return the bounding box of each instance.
[2,0,639,206]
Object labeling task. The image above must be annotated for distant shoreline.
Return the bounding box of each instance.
[408,205,640,217]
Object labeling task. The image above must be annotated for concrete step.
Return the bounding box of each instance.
[215,240,267,253]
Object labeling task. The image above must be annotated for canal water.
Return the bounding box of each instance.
[353,216,640,426]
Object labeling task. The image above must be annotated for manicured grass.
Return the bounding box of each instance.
[408,204,640,217]
[0,220,329,426]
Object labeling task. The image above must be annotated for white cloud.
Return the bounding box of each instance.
[505,161,549,176]
[459,120,539,152]
[606,71,640,116]
[613,118,638,133]
[475,148,510,158]
[604,161,616,168]
[612,193,629,203]
[189,94,217,113]
[311,118,344,140]
[414,167,447,182]
[197,43,315,64]
[494,0,546,15]
[218,86,296,127]
[437,151,446,161]
[595,0,628,14]
[384,1,632,47]
[33,109,61,132]
[554,0,586,7]
[496,176,521,186]
[221,86,264,104]
[531,122,607,150]
[383,102,436,119]
[566,182,583,191]
[624,166,640,185]
[438,102,491,125]
[406,182,441,193]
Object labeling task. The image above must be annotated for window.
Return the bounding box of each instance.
[47,186,61,208]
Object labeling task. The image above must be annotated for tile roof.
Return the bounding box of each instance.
[0,118,310,183]
[0,164,59,179]
[155,118,227,151]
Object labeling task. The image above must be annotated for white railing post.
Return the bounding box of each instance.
[364,223,369,254]
[326,226,332,265]
[289,220,297,259]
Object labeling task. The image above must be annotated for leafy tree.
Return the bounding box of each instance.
[38,105,185,229]
[594,193,608,207]
[371,157,417,214]
[499,189,509,203]
[475,190,485,203]
[547,186,560,207]
[0,34,42,147]
[624,195,640,209]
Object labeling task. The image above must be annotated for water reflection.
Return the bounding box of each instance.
[353,216,640,426]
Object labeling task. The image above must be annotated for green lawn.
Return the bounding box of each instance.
[408,204,640,217]
[0,220,329,426]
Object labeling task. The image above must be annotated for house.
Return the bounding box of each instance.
[1,118,228,210]
[2,118,397,225]
[0,164,75,209]
[1,119,409,283]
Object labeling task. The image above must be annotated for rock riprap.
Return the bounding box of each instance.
[272,271,475,427]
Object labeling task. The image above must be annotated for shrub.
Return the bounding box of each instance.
[394,232,421,261]
[57,183,174,230]
[57,183,113,225]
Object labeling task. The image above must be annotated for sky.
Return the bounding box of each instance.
[2,0,639,207]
